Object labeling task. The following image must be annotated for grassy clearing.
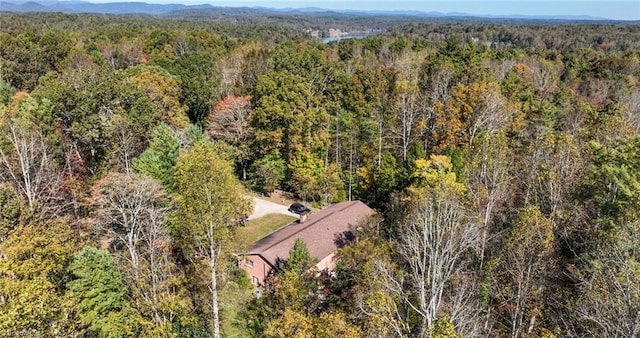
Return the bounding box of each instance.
[236,213,297,251]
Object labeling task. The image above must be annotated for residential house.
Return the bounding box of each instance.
[240,200,373,286]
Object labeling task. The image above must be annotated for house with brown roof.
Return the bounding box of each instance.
[239,200,373,286]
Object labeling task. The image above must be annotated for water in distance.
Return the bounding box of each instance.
[322,33,372,43]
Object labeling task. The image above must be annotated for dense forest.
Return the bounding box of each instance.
[1,11,639,337]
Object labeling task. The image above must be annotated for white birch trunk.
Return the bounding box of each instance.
[210,245,220,338]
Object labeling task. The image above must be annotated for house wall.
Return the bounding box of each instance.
[241,252,339,286]
[240,255,272,286]
[316,252,338,273]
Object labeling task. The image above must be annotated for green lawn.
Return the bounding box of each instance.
[236,213,297,251]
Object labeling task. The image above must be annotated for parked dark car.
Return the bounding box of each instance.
[288,202,311,215]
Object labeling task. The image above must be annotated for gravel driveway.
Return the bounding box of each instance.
[248,197,294,220]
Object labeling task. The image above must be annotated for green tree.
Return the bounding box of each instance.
[30,67,160,173]
[67,246,143,337]
[0,29,72,91]
[570,135,640,337]
[160,52,218,124]
[237,46,272,96]
[251,154,286,194]
[251,70,330,161]
[173,139,251,338]
[357,152,401,207]
[580,136,640,233]
[133,123,180,191]
[0,80,15,106]
[286,239,315,275]
[346,65,397,167]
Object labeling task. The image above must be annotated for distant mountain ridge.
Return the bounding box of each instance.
[0,0,615,21]
[1,0,214,14]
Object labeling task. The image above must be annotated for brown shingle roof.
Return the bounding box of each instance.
[248,200,373,267]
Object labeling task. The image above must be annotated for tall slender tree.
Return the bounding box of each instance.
[173,140,251,338]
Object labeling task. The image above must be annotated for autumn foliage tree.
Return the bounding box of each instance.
[0,221,78,336]
[206,95,254,180]
[432,81,509,152]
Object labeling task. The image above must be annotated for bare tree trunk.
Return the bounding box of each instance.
[478,203,492,271]
[335,114,340,166]
[0,120,58,210]
[210,245,221,338]
[120,126,132,176]
[126,226,140,281]
[378,112,383,167]
[467,133,510,271]
[349,137,353,201]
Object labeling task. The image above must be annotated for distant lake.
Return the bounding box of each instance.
[322,33,373,43]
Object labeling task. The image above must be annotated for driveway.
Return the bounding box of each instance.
[248,197,294,220]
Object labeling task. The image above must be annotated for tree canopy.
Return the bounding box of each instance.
[0,10,638,338]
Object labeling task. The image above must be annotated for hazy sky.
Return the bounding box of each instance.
[120,0,639,20]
